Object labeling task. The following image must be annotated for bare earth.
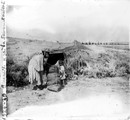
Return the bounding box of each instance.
[7,76,130,120]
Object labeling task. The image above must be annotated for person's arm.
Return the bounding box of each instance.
[54,60,60,74]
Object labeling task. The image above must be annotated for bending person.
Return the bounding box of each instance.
[28,50,49,90]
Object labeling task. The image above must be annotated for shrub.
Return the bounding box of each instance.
[7,58,29,87]
[65,67,73,80]
[65,50,130,79]
[115,62,130,77]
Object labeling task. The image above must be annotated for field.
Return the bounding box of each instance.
[102,44,129,50]
[6,37,130,120]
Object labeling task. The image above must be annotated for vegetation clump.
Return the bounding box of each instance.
[7,58,29,87]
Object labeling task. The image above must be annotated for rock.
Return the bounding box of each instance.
[47,84,62,92]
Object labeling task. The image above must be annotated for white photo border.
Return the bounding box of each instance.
[1,0,7,120]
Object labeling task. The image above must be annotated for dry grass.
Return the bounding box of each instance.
[65,49,130,79]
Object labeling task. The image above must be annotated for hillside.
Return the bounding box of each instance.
[7,37,74,65]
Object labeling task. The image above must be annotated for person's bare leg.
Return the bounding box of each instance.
[39,71,43,85]
[33,71,41,90]
[46,75,48,85]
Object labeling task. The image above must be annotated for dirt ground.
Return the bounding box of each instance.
[7,76,130,119]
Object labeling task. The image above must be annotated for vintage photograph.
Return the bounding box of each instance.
[5,0,130,119]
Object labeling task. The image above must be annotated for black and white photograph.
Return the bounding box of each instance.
[3,0,130,119]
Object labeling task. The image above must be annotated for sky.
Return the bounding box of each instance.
[6,0,130,43]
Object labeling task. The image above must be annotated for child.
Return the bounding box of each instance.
[59,60,66,87]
